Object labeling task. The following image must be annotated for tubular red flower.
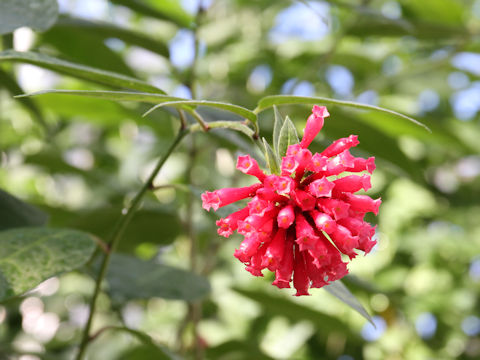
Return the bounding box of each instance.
[202,183,262,211]
[277,204,295,229]
[351,156,376,174]
[344,193,381,215]
[216,206,249,237]
[300,105,330,148]
[308,177,335,198]
[321,135,359,158]
[201,105,380,296]
[237,154,266,181]
[333,174,371,193]
[293,246,310,296]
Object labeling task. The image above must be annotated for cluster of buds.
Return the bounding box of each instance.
[202,106,380,296]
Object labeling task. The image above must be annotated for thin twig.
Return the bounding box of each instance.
[75,128,188,360]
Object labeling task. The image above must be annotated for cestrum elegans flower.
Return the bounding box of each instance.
[202,106,380,296]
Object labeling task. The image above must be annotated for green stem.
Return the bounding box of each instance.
[75,128,188,360]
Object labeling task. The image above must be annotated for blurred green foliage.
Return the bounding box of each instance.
[1,0,480,359]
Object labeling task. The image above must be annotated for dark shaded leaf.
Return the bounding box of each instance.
[52,16,169,57]
[0,190,48,231]
[233,287,357,337]
[49,207,181,254]
[105,254,210,302]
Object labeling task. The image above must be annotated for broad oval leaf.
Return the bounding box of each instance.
[0,0,58,35]
[324,280,373,325]
[0,227,97,301]
[144,100,258,124]
[106,254,210,302]
[255,95,430,132]
[0,190,48,231]
[0,50,163,93]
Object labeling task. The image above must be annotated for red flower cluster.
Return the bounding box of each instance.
[202,106,380,296]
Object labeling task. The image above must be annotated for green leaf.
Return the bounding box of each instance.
[65,207,181,254]
[52,16,169,58]
[144,100,258,125]
[0,190,48,231]
[18,89,182,104]
[255,95,430,132]
[0,227,96,301]
[277,115,299,158]
[111,0,194,28]
[272,106,285,157]
[233,287,357,337]
[0,50,163,93]
[41,21,137,77]
[95,326,178,360]
[105,254,210,302]
[189,120,255,138]
[0,69,47,130]
[324,280,373,325]
[262,138,280,175]
[120,345,178,360]
[0,0,58,35]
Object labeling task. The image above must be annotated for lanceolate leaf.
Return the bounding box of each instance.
[0,50,163,93]
[144,100,258,124]
[324,280,374,325]
[277,116,300,158]
[0,227,96,301]
[0,0,58,35]
[18,89,183,104]
[272,106,285,157]
[262,138,280,175]
[0,190,48,231]
[105,254,210,302]
[255,95,430,132]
